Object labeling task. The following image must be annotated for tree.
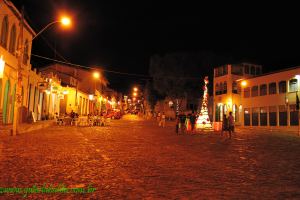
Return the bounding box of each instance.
[144,80,164,111]
[149,51,229,115]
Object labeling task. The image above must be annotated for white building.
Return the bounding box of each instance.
[213,63,300,127]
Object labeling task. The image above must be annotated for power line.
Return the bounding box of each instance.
[31,53,204,80]
[31,53,151,78]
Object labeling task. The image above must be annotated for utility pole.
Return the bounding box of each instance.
[12,6,24,136]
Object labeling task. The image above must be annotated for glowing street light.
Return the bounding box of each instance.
[241,80,247,87]
[133,87,138,92]
[133,92,137,97]
[0,55,5,78]
[61,16,71,26]
[32,16,72,40]
[93,71,100,79]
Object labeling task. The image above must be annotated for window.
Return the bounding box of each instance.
[290,105,299,126]
[0,15,9,48]
[231,65,243,75]
[279,105,287,126]
[255,67,261,75]
[215,83,219,95]
[223,65,228,75]
[244,108,250,126]
[219,82,223,95]
[244,87,250,98]
[269,82,276,94]
[223,81,227,94]
[23,39,29,65]
[8,24,17,54]
[251,86,258,97]
[260,84,267,96]
[279,81,286,93]
[269,106,277,126]
[217,67,223,77]
[250,66,255,75]
[244,65,249,74]
[260,107,267,126]
[232,81,238,94]
[252,107,259,126]
[289,79,298,92]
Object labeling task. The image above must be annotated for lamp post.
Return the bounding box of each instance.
[93,71,101,114]
[12,13,72,136]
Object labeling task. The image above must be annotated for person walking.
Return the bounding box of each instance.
[175,115,179,134]
[179,113,186,134]
[160,112,166,127]
[157,112,161,126]
[221,114,228,137]
[228,112,234,139]
[190,112,196,133]
[185,114,191,133]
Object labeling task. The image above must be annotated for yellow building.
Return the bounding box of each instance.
[0,0,36,124]
[213,63,300,127]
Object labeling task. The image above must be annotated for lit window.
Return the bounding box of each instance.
[289,79,298,92]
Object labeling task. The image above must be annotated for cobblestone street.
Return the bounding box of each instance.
[1,115,300,199]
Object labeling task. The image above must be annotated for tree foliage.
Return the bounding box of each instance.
[149,51,230,100]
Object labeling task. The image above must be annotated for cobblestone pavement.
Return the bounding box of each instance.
[1,115,300,199]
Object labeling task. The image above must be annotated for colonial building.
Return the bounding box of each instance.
[213,63,300,127]
[0,0,37,124]
[39,63,116,115]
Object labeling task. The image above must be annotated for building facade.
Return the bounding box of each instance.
[39,63,120,115]
[0,0,37,124]
[213,63,300,127]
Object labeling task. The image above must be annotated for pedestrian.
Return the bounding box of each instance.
[185,114,191,132]
[221,114,228,137]
[179,113,186,134]
[175,115,179,134]
[157,112,161,125]
[190,112,196,133]
[160,112,166,127]
[228,111,234,139]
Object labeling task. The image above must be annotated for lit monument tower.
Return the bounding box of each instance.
[196,76,212,129]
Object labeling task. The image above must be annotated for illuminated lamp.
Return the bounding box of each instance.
[89,94,94,100]
[0,55,5,78]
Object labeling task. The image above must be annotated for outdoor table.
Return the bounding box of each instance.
[78,116,88,126]
[63,117,72,126]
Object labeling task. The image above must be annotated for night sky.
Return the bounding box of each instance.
[10,0,300,93]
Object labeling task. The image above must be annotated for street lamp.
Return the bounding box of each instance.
[133,87,138,92]
[93,71,101,114]
[31,16,72,41]
[12,15,72,136]
[241,80,247,87]
[0,55,5,78]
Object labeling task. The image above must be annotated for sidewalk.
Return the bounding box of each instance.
[0,120,55,136]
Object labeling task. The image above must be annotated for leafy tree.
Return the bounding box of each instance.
[149,51,230,114]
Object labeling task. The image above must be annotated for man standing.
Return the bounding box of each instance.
[161,112,166,127]
[228,112,234,139]
[190,112,196,133]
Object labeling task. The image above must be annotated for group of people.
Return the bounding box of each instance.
[155,110,235,138]
[221,111,235,139]
[156,112,166,127]
[175,112,197,134]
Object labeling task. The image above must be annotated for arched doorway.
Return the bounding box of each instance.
[3,79,10,124]
[10,83,16,123]
[233,104,238,122]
